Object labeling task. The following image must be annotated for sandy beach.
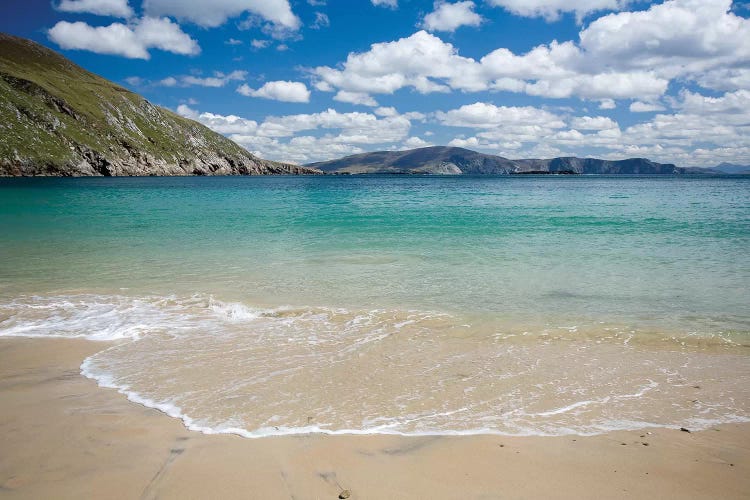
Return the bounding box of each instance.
[0,337,747,499]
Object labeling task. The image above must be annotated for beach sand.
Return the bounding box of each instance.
[0,337,748,500]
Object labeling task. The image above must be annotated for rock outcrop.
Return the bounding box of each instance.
[0,33,320,177]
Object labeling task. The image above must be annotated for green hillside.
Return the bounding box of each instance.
[0,33,319,176]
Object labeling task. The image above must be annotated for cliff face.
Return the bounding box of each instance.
[307,146,687,175]
[0,33,320,177]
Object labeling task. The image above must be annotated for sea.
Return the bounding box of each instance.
[1,174,748,437]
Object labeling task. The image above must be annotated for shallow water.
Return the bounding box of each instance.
[1,175,748,436]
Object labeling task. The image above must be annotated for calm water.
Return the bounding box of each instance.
[1,175,749,436]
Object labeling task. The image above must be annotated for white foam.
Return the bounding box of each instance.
[0,294,267,342]
[208,299,261,322]
[5,292,750,440]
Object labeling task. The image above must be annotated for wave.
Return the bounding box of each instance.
[2,292,749,438]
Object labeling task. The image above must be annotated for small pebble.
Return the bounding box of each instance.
[642,442,649,446]
[680,427,691,433]
[339,490,351,499]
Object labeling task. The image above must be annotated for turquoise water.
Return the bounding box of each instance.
[1,175,748,332]
[1,175,749,436]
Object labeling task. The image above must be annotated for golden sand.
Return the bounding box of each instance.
[0,337,748,499]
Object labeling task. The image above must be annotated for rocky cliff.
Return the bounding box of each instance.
[0,33,320,176]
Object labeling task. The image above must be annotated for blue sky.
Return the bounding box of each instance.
[2,0,750,166]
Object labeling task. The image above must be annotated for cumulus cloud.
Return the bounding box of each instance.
[312,30,665,103]
[56,0,133,18]
[334,91,379,107]
[577,0,750,79]
[570,116,618,130]
[47,17,199,59]
[673,89,750,119]
[402,137,432,149]
[372,0,397,7]
[486,0,626,22]
[629,101,665,112]
[311,12,330,29]
[421,1,483,32]
[156,70,246,88]
[237,81,311,102]
[142,0,300,29]
[374,106,398,117]
[177,105,259,134]
[177,105,417,163]
[436,102,565,129]
[159,76,178,86]
[312,0,750,104]
[251,39,270,49]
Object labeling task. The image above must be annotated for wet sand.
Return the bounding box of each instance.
[1,337,748,499]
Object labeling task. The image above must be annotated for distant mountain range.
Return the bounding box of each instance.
[306,146,719,175]
[0,33,320,176]
[711,163,750,175]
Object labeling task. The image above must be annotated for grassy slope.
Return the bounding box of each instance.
[0,33,316,176]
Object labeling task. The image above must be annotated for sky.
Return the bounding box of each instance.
[1,0,750,166]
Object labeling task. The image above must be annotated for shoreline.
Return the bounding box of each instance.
[1,337,748,499]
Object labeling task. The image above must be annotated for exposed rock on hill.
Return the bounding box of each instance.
[0,33,320,177]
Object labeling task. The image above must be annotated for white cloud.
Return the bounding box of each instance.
[629,101,665,113]
[695,68,750,92]
[56,0,133,18]
[178,106,416,163]
[374,106,398,117]
[674,89,750,119]
[225,38,243,45]
[124,76,143,86]
[421,1,483,32]
[486,0,626,22]
[313,0,750,103]
[598,99,616,109]
[570,116,618,130]
[156,70,246,88]
[251,39,270,49]
[578,0,750,80]
[447,136,480,148]
[311,12,330,29]
[237,81,311,102]
[159,76,178,86]
[333,91,378,107]
[402,137,432,149]
[176,104,199,119]
[313,31,476,99]
[372,0,397,7]
[313,30,666,102]
[436,102,565,129]
[48,17,199,59]
[177,105,259,134]
[142,0,300,29]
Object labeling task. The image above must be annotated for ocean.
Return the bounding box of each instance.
[1,175,748,437]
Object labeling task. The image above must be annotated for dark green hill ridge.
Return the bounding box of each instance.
[0,33,319,176]
[307,146,707,175]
